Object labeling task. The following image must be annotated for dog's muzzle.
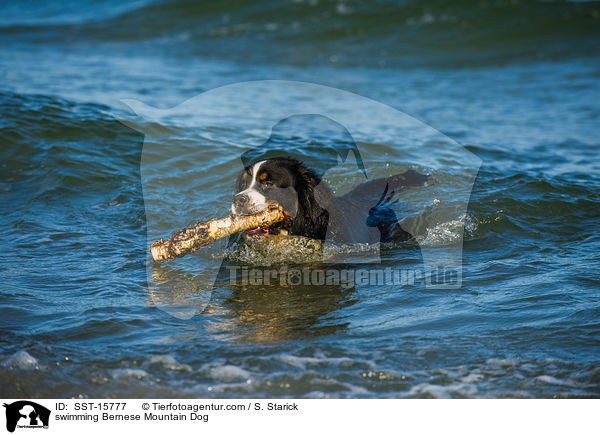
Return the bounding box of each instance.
[232,190,267,215]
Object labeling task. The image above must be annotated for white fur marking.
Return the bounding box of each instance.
[233,161,267,214]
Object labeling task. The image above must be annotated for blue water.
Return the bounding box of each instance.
[1,0,599,398]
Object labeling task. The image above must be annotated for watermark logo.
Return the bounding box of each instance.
[119,80,481,319]
[226,265,459,289]
[3,401,50,433]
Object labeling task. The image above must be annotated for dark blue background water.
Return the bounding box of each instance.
[1,0,599,398]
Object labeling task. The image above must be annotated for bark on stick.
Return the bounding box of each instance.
[150,203,287,261]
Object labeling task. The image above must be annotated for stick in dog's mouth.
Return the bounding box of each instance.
[150,202,288,261]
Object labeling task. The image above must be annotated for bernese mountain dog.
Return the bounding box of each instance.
[232,156,429,244]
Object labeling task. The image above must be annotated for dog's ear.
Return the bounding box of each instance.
[293,162,318,213]
[292,161,330,239]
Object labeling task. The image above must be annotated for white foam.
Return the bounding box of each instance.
[148,355,191,372]
[1,350,39,369]
[209,365,251,383]
[275,354,324,369]
[407,382,477,398]
[486,358,520,367]
[418,213,476,246]
[206,379,254,394]
[275,354,375,370]
[460,373,484,383]
[110,368,149,380]
[536,375,574,386]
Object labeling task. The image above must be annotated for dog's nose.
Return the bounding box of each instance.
[232,193,248,211]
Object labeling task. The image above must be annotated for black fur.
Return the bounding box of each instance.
[233,157,428,243]
[289,161,330,240]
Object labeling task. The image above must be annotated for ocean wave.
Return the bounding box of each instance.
[1,0,598,66]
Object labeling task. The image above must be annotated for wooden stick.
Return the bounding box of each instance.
[150,203,287,261]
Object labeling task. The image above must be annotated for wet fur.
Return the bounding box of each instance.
[233,157,428,243]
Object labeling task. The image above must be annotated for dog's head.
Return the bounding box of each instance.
[232,157,330,239]
[232,157,299,216]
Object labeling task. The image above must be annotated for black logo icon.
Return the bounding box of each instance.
[3,401,50,433]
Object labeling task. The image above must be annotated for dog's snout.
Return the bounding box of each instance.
[233,194,247,204]
[233,193,248,207]
[232,185,268,215]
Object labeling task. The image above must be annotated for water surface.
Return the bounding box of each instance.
[1,0,599,398]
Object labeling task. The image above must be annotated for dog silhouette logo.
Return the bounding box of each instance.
[3,401,50,433]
